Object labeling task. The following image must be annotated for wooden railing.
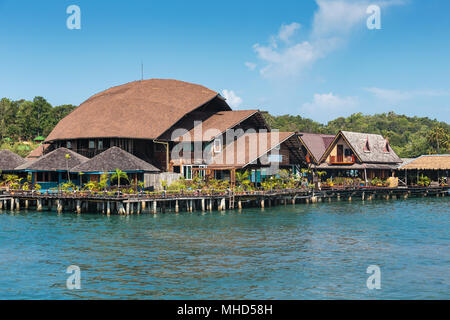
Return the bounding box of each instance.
[329,155,355,164]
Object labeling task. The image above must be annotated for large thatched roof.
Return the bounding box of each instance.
[71,147,160,173]
[16,148,88,171]
[398,154,450,170]
[320,131,402,164]
[45,79,231,142]
[0,149,26,171]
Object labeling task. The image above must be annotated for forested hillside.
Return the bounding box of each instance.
[0,97,76,156]
[264,111,450,158]
[0,96,449,158]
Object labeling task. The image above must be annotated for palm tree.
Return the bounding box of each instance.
[65,154,71,183]
[111,169,129,190]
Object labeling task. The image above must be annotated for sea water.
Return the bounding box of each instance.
[0,197,448,299]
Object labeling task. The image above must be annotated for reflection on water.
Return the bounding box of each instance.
[0,197,448,299]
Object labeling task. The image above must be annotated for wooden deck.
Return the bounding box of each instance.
[0,186,448,215]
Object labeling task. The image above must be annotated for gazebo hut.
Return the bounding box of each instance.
[0,149,27,173]
[70,147,160,187]
[397,154,450,186]
[15,148,88,191]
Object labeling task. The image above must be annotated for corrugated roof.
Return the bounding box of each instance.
[45,79,230,142]
[16,148,88,171]
[0,149,27,171]
[71,147,160,173]
[398,154,450,170]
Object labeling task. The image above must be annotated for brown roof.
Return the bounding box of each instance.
[175,110,262,142]
[320,131,402,164]
[45,79,230,142]
[208,132,297,168]
[16,148,88,171]
[0,149,27,171]
[26,144,48,160]
[314,163,400,170]
[398,155,450,170]
[71,147,160,173]
[299,133,335,164]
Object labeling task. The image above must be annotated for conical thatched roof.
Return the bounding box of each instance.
[71,147,160,173]
[16,148,88,171]
[0,149,27,171]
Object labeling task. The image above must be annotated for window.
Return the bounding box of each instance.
[98,140,104,150]
[384,140,390,152]
[66,141,72,149]
[363,137,371,152]
[213,139,222,153]
[89,140,95,149]
[183,165,192,180]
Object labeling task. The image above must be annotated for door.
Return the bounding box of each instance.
[337,145,344,162]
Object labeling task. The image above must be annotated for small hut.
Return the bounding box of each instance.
[70,147,160,187]
[0,150,27,173]
[15,148,88,191]
[397,154,450,186]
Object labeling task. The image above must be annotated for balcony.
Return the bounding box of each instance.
[329,155,356,164]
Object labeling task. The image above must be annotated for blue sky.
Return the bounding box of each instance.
[1,0,449,123]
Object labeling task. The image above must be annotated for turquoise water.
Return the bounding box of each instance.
[0,197,448,299]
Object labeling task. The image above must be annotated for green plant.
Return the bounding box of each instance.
[417,174,431,187]
[111,169,129,190]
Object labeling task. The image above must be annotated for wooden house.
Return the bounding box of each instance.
[317,131,402,181]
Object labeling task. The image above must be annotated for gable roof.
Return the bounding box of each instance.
[208,132,299,168]
[320,131,402,164]
[26,143,48,160]
[298,133,335,164]
[0,149,27,171]
[71,147,160,173]
[16,148,88,171]
[398,154,450,170]
[45,79,230,142]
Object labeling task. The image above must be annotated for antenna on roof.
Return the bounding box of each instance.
[141,61,144,81]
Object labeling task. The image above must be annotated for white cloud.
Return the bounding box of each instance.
[301,92,358,121]
[278,22,301,43]
[245,62,257,71]
[365,87,450,103]
[312,0,368,37]
[252,0,405,78]
[222,89,243,108]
